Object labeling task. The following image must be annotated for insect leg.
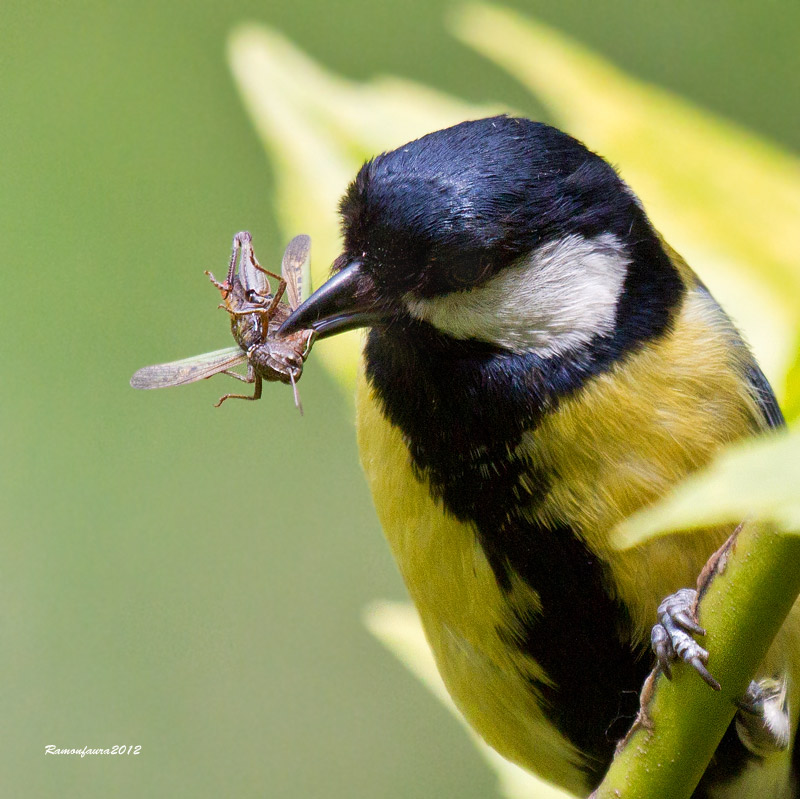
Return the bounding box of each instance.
[220,363,255,384]
[226,306,271,324]
[240,239,285,299]
[245,278,286,315]
[264,279,287,315]
[207,232,255,298]
[206,270,232,297]
[250,262,284,285]
[214,374,262,407]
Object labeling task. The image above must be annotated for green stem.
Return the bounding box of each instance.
[594,523,800,798]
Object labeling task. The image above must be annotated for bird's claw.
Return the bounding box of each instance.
[651,588,720,690]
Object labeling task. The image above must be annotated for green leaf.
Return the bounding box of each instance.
[615,431,800,548]
[782,336,800,423]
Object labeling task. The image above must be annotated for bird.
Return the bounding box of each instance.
[279,115,796,797]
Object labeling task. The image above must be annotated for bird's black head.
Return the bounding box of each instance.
[340,116,633,299]
[281,115,682,361]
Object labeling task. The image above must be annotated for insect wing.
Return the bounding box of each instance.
[299,243,312,304]
[237,232,270,297]
[130,346,246,390]
[281,234,311,309]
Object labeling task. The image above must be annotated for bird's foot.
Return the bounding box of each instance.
[651,588,720,690]
[735,677,790,756]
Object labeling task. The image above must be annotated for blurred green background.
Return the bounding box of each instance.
[3,2,799,797]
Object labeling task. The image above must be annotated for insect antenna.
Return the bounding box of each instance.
[289,370,303,416]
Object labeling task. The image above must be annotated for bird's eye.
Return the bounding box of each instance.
[448,256,491,288]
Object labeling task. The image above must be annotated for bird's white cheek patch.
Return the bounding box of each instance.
[405,233,630,356]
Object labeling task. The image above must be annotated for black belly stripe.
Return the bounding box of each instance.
[483,516,650,780]
[424,446,652,784]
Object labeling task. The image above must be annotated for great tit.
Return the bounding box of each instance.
[280,116,796,797]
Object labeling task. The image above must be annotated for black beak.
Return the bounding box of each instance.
[279,259,388,340]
